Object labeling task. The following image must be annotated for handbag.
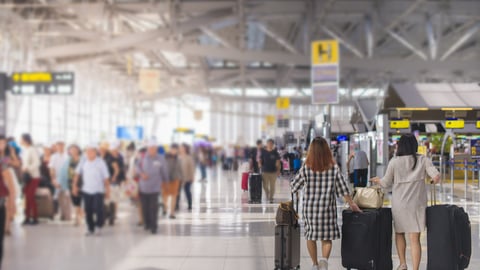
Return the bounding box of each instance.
[21,172,32,185]
[276,195,299,226]
[352,186,384,209]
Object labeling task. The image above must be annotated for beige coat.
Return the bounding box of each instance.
[380,155,439,233]
[179,155,195,183]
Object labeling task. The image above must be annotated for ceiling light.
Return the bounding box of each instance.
[396,108,429,111]
[441,108,473,111]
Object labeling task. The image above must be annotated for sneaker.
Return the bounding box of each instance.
[318,259,328,270]
[169,215,176,219]
[85,231,94,237]
[31,219,39,225]
[22,219,31,226]
[311,265,319,270]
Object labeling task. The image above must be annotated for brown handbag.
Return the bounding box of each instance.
[276,197,299,226]
[352,186,384,209]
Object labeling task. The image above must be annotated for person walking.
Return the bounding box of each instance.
[63,145,84,226]
[250,139,263,173]
[371,134,440,270]
[49,140,70,220]
[72,143,110,236]
[20,134,42,225]
[291,137,361,270]
[260,139,280,203]
[135,141,168,234]
[197,147,208,182]
[164,144,182,219]
[350,147,369,187]
[104,141,126,226]
[179,144,195,211]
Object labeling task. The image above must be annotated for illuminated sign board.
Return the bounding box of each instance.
[445,120,464,129]
[390,120,410,129]
[476,121,480,129]
[8,72,74,95]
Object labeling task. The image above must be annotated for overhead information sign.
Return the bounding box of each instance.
[390,120,410,129]
[476,121,480,129]
[311,40,340,105]
[116,126,144,141]
[276,97,290,109]
[8,72,74,95]
[445,120,464,129]
[266,115,275,126]
[471,140,480,159]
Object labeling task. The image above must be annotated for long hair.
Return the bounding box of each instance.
[396,134,418,170]
[305,137,335,172]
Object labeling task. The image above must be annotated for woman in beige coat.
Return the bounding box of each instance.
[179,144,195,211]
[372,134,440,270]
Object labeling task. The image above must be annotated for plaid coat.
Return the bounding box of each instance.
[291,164,350,241]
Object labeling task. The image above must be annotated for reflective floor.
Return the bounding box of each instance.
[4,168,480,270]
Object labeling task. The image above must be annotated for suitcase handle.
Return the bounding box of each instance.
[429,180,437,206]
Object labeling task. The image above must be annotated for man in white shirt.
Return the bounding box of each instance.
[73,143,110,236]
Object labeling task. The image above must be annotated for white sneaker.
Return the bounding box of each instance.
[318,259,328,270]
[311,265,319,270]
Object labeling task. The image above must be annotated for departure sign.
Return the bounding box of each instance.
[445,119,464,129]
[8,72,74,95]
[390,120,410,129]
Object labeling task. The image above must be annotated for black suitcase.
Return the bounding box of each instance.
[427,184,471,270]
[248,173,262,203]
[274,194,300,270]
[341,208,393,270]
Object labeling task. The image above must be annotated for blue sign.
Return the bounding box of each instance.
[116,126,144,140]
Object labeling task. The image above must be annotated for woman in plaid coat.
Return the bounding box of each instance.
[291,137,361,270]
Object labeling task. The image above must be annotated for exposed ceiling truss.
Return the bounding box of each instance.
[0,0,478,103]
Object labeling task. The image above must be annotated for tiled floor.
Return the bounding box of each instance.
[3,168,480,270]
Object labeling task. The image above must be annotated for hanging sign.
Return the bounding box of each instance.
[311,40,340,105]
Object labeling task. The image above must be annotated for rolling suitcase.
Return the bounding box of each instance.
[274,194,300,270]
[248,173,262,203]
[35,188,54,220]
[341,208,393,270]
[241,172,249,191]
[427,184,471,270]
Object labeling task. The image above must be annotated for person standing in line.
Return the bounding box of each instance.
[291,137,361,270]
[371,134,440,270]
[20,134,42,225]
[349,147,369,187]
[0,135,20,235]
[179,144,195,211]
[135,141,169,234]
[164,144,182,219]
[62,145,84,226]
[197,147,207,182]
[260,139,281,203]
[250,140,263,173]
[72,143,110,236]
[49,140,69,220]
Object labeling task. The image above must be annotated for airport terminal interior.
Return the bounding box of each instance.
[0,0,480,269]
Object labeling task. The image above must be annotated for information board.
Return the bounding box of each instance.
[390,120,410,129]
[311,40,340,105]
[116,126,144,141]
[471,140,480,159]
[445,119,464,129]
[276,97,290,110]
[8,72,74,95]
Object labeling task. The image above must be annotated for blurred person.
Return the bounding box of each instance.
[49,140,70,220]
[20,134,41,225]
[179,144,195,211]
[39,145,55,196]
[250,140,263,173]
[260,139,280,203]
[164,144,182,219]
[225,144,235,170]
[104,141,126,226]
[291,137,361,270]
[62,145,84,226]
[197,146,207,182]
[0,135,20,236]
[72,143,110,236]
[371,134,440,270]
[349,146,370,187]
[135,141,168,234]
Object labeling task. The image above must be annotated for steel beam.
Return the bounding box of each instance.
[425,15,438,59]
[321,25,364,58]
[385,29,427,60]
[257,23,300,54]
[365,15,374,58]
[200,27,235,48]
[440,22,480,61]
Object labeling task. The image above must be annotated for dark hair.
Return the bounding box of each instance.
[397,134,418,170]
[256,139,262,146]
[0,135,11,156]
[181,143,191,155]
[127,142,136,151]
[21,133,33,145]
[267,139,274,144]
[171,143,179,150]
[305,137,334,172]
[68,144,82,156]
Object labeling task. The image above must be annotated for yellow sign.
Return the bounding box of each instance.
[139,69,160,94]
[476,121,480,129]
[276,97,290,110]
[390,120,410,129]
[418,146,427,156]
[174,128,194,133]
[12,72,52,83]
[445,120,464,129]
[311,40,339,65]
[266,115,275,126]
